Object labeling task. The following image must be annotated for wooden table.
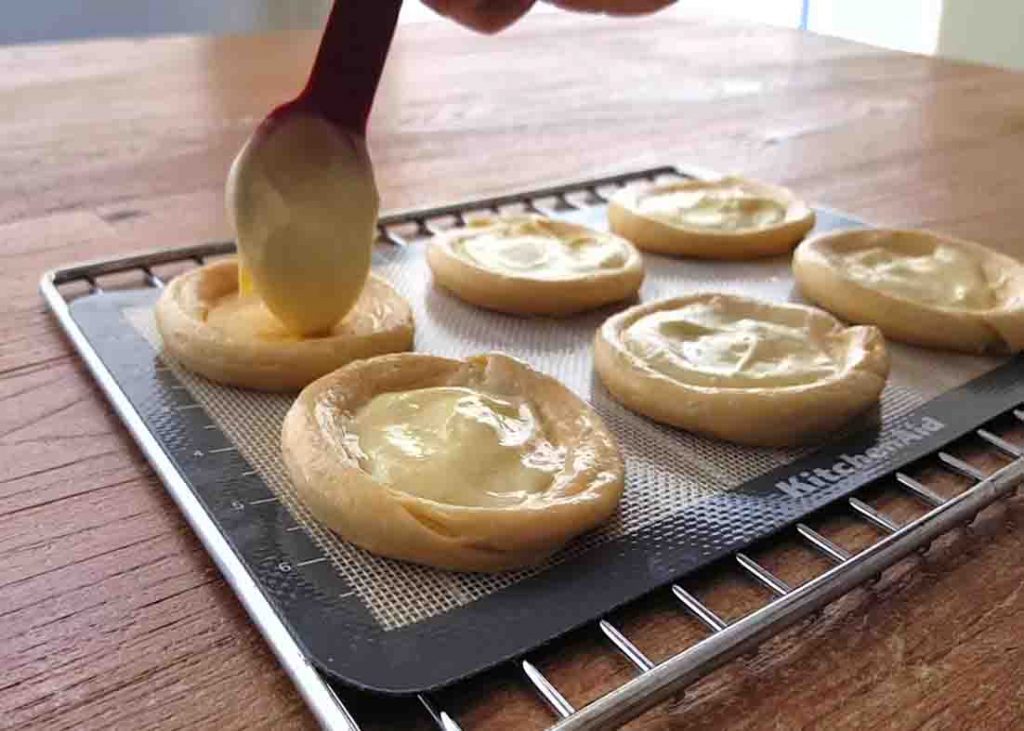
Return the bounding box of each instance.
[4,12,1024,730]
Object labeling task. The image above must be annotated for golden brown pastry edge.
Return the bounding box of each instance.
[154,258,414,391]
[281,352,626,572]
[793,228,1024,354]
[426,216,644,316]
[608,176,815,259]
[593,293,890,447]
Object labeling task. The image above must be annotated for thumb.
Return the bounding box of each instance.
[422,0,537,33]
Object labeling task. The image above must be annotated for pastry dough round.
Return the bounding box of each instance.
[594,293,889,446]
[155,258,414,391]
[793,229,1024,353]
[427,214,643,315]
[608,176,815,259]
[281,352,624,572]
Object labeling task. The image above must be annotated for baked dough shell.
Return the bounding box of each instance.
[793,229,1024,354]
[155,259,414,391]
[608,177,815,259]
[281,352,625,572]
[427,218,644,316]
[594,294,890,447]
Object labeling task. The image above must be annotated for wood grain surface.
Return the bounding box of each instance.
[3,12,1024,730]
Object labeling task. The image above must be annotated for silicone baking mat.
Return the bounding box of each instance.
[60,168,1024,694]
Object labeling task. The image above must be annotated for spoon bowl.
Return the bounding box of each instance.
[227,0,403,337]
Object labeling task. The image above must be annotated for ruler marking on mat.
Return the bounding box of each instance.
[295,556,328,568]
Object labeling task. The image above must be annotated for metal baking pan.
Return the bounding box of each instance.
[42,165,1024,700]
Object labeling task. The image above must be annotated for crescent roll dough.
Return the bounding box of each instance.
[155,258,413,391]
[594,293,889,446]
[281,352,625,572]
[794,228,1024,353]
[427,214,643,315]
[608,176,815,259]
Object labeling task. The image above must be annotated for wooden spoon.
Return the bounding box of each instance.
[227,0,403,337]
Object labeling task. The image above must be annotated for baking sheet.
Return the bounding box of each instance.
[65,186,1024,693]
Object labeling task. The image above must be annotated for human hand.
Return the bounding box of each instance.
[421,0,676,34]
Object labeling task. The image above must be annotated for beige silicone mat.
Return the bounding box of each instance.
[129,203,1002,631]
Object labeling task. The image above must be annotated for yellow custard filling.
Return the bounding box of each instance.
[206,294,306,341]
[228,112,378,337]
[623,301,843,389]
[204,279,394,342]
[836,242,996,310]
[346,386,564,507]
[636,181,786,231]
[452,218,629,279]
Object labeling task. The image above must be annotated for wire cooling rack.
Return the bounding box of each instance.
[41,166,1024,729]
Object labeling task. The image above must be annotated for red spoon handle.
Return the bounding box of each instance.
[300,0,403,136]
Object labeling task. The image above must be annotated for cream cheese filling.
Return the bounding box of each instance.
[203,274,397,342]
[636,182,786,231]
[206,294,305,341]
[346,386,564,507]
[227,112,378,337]
[623,302,844,389]
[835,243,996,310]
[452,218,629,279]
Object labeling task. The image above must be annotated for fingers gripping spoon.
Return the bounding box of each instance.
[227,0,403,337]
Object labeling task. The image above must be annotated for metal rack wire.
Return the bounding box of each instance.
[42,166,1024,731]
